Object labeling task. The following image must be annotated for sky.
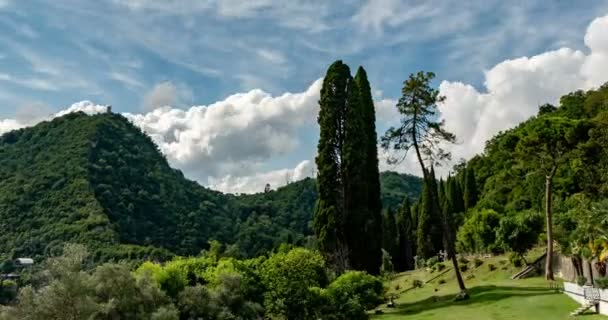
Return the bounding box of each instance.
[1,0,608,194]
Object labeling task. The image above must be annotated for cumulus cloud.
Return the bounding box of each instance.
[141,81,193,112]
[209,160,315,194]
[434,14,608,175]
[126,79,323,184]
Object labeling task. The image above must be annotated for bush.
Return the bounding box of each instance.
[473,258,483,268]
[509,254,523,268]
[458,256,469,265]
[596,277,608,289]
[415,256,426,269]
[326,271,384,311]
[487,264,496,271]
[438,279,446,285]
[577,275,588,286]
[412,279,423,288]
[434,263,446,272]
[459,264,468,272]
[426,256,439,268]
[465,274,475,280]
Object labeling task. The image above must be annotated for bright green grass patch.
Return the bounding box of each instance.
[373,252,606,320]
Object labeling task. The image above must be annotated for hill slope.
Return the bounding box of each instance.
[0,112,422,262]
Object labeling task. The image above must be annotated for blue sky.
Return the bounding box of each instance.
[1,0,608,193]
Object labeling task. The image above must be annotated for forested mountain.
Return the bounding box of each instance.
[0,112,422,263]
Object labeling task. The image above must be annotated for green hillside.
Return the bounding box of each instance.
[0,112,422,262]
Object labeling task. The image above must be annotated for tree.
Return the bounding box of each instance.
[395,198,414,271]
[381,208,398,262]
[264,183,271,193]
[314,61,382,275]
[516,117,583,280]
[260,248,328,320]
[463,167,478,212]
[353,66,383,275]
[314,60,351,272]
[381,71,467,296]
[495,210,543,264]
[416,179,438,259]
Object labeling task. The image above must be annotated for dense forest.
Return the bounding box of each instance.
[0,112,422,264]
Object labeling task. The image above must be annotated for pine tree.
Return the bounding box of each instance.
[395,198,414,271]
[463,167,478,212]
[382,71,468,296]
[314,60,351,272]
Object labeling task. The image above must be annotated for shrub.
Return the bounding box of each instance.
[426,256,439,268]
[465,274,475,280]
[509,254,523,268]
[415,256,425,269]
[459,264,468,272]
[412,279,423,288]
[458,256,469,265]
[487,264,496,271]
[596,277,608,289]
[577,275,588,286]
[473,258,483,268]
[438,279,446,285]
[434,263,446,272]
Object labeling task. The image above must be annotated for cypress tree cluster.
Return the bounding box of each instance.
[314,61,382,275]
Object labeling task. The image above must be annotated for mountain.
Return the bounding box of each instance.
[0,112,422,263]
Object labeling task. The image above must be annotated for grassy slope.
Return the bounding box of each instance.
[374,251,606,320]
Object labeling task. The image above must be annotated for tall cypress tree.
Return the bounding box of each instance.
[416,178,438,259]
[352,67,382,274]
[314,61,351,272]
[463,167,478,212]
[381,208,398,262]
[395,198,414,271]
[314,61,382,275]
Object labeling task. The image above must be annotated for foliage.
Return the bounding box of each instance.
[595,277,608,289]
[457,209,501,253]
[577,275,588,286]
[325,271,384,319]
[495,210,543,259]
[487,264,496,271]
[473,258,483,268]
[0,111,421,264]
[412,279,424,288]
[260,248,327,319]
[314,60,383,274]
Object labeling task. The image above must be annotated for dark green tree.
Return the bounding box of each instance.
[463,167,478,212]
[314,61,382,275]
[416,179,436,259]
[314,60,351,272]
[381,71,467,296]
[381,208,398,263]
[395,198,414,271]
[350,66,383,275]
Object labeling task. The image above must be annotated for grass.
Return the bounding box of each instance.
[373,250,606,320]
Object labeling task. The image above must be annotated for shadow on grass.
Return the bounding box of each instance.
[387,285,559,316]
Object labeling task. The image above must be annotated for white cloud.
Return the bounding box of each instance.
[435,14,608,175]
[209,160,315,194]
[126,79,323,184]
[141,81,193,111]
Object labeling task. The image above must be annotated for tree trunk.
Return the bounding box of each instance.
[588,259,595,286]
[545,174,554,281]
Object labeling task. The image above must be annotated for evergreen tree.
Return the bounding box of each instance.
[395,198,414,271]
[448,175,464,215]
[381,208,398,263]
[349,67,383,275]
[314,61,351,272]
[463,167,478,212]
[416,178,439,259]
[382,71,468,297]
[314,61,382,275]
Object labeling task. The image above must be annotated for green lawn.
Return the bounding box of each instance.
[373,252,606,320]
